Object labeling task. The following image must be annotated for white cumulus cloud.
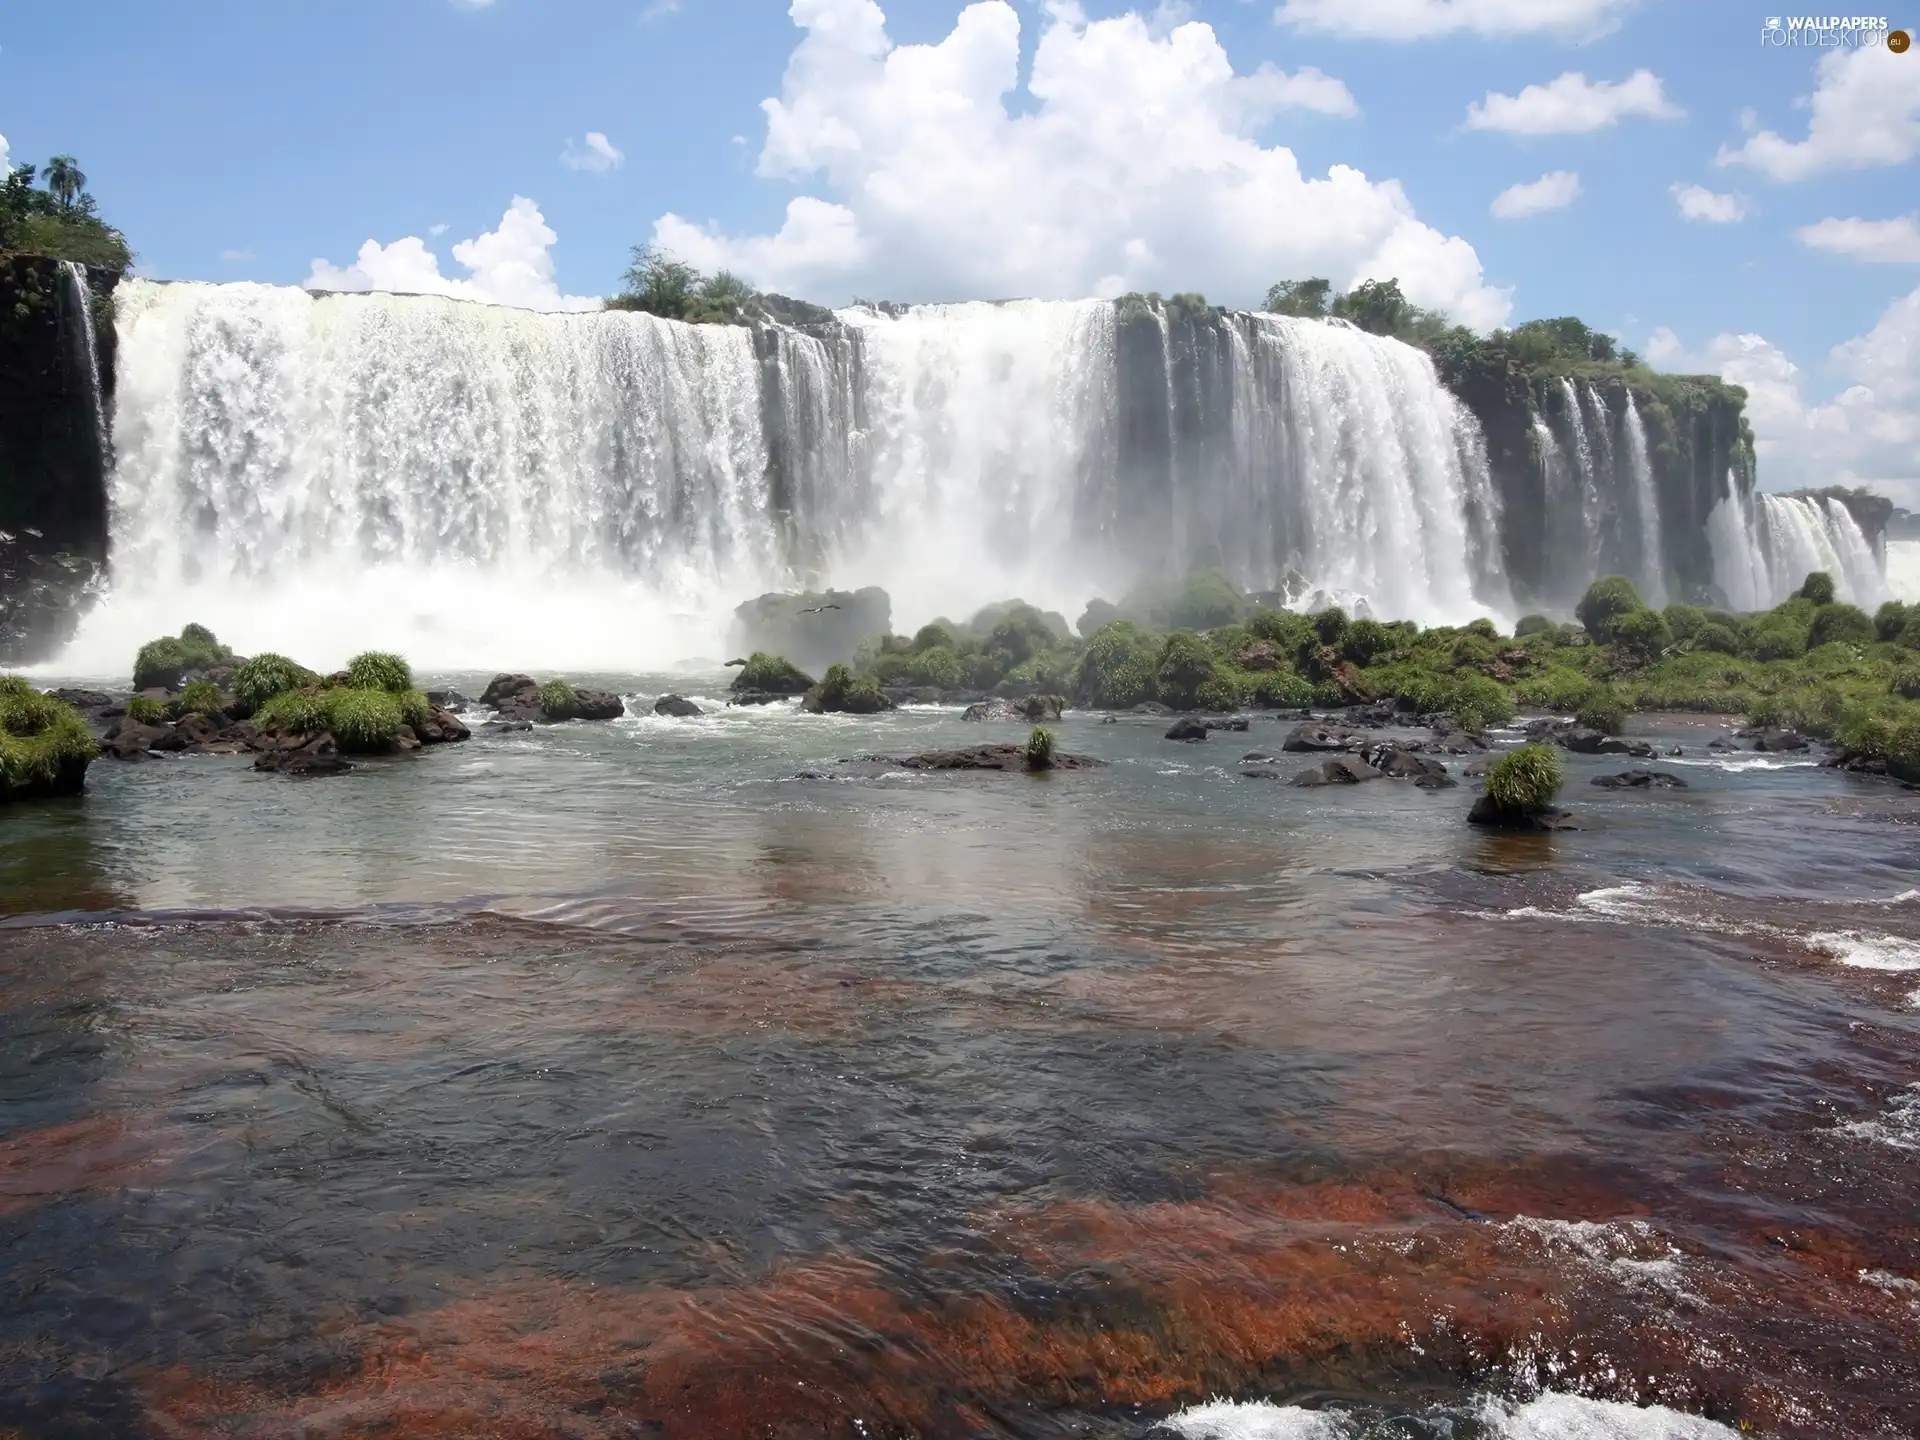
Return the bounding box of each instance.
[1796,215,1920,263]
[1669,182,1747,224]
[1465,69,1680,135]
[1648,285,1920,505]
[1490,170,1580,218]
[306,197,600,312]
[1716,44,1920,182]
[649,0,1510,327]
[1275,0,1630,40]
[561,132,625,173]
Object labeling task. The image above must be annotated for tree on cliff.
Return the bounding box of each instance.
[43,156,86,210]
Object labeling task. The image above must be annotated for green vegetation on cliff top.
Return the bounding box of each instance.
[1,155,132,274]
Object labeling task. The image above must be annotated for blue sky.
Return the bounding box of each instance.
[4,0,1917,496]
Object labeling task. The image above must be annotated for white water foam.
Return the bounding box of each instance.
[1806,930,1920,972]
[1501,1217,1695,1301]
[1841,1086,1920,1152]
[1166,1392,1741,1439]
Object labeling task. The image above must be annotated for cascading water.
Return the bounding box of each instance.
[60,261,109,468]
[1709,491,1887,611]
[59,281,1513,674]
[1621,393,1665,605]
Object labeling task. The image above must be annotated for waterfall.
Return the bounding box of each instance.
[1556,380,1603,572]
[1709,491,1887,611]
[58,281,1514,674]
[59,261,110,469]
[1621,393,1665,605]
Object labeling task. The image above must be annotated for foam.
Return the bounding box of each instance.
[1840,1086,1920,1153]
[1807,930,1920,972]
[1164,1392,1742,1438]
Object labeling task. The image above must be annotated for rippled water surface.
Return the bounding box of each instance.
[3,680,1918,1437]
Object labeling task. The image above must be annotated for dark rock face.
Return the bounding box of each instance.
[0,258,117,666]
[1166,716,1210,742]
[1292,755,1385,786]
[654,694,704,717]
[567,688,625,721]
[415,706,472,744]
[1559,727,1655,758]
[1591,769,1689,789]
[729,587,890,674]
[1282,722,1357,752]
[838,746,1105,774]
[1467,796,1580,831]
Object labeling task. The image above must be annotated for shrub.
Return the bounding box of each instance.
[1155,631,1219,710]
[1247,608,1309,647]
[175,681,223,718]
[907,645,962,690]
[1836,709,1920,782]
[1451,633,1499,668]
[1195,674,1245,712]
[539,678,578,717]
[131,624,232,689]
[910,622,956,654]
[1874,601,1911,644]
[1749,622,1806,661]
[126,696,167,725]
[1341,618,1394,664]
[327,688,404,753]
[1662,603,1706,643]
[1511,666,1591,711]
[1694,622,1741,655]
[0,681,98,794]
[1464,617,1499,641]
[230,652,313,714]
[733,652,815,694]
[815,663,891,714]
[1892,667,1920,701]
[1806,603,1873,650]
[346,651,413,693]
[1514,613,1554,638]
[984,605,1059,669]
[1575,576,1645,640]
[1310,606,1349,647]
[1448,673,1513,732]
[1250,671,1315,708]
[255,689,330,736]
[1608,608,1672,663]
[1485,744,1562,815]
[1575,685,1627,735]
[397,689,434,730]
[1024,725,1056,770]
[1797,571,1836,606]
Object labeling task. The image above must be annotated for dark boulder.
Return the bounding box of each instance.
[1591,769,1689,789]
[654,694,704,717]
[963,698,1025,723]
[1165,716,1210,742]
[1362,744,1456,788]
[1292,755,1385,786]
[1467,796,1580,831]
[481,674,538,710]
[1241,751,1275,763]
[1282,722,1357,752]
[1751,728,1809,753]
[416,706,472,744]
[566,688,626,721]
[254,735,351,777]
[1463,757,1493,778]
[1426,729,1490,754]
[1559,727,1654,758]
[480,718,533,735]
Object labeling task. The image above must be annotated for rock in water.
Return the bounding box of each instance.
[1467,795,1579,830]
[1751,729,1809,753]
[1559,727,1654,758]
[729,587,890,674]
[1362,744,1457,788]
[839,745,1106,773]
[1292,755,1385,786]
[1165,716,1210,742]
[963,698,1024,723]
[1591,769,1688,789]
[254,735,351,777]
[654,694,704,717]
[1282,722,1357,752]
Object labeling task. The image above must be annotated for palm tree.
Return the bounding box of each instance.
[44,155,85,209]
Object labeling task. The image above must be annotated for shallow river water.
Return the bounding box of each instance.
[3,679,1918,1438]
